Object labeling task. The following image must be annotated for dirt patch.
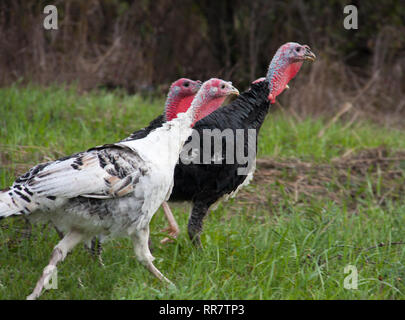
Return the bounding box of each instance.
[236,147,405,209]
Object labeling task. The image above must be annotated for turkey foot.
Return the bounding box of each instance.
[160,202,179,244]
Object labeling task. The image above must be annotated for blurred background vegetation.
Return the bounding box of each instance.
[0,0,404,121]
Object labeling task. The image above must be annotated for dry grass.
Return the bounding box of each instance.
[0,2,404,122]
[237,147,405,210]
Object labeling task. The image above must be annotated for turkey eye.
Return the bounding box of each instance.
[184,82,189,87]
[221,84,225,89]
[295,47,301,52]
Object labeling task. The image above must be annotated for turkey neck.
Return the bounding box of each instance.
[164,93,194,121]
[266,52,302,99]
[195,81,270,133]
[191,96,227,126]
[184,89,213,128]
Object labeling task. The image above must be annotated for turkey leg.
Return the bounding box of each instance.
[160,201,180,244]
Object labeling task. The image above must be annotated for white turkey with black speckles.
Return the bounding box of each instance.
[0,78,239,300]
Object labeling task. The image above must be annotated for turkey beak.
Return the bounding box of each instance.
[221,85,239,106]
[229,85,239,96]
[303,46,316,62]
[193,80,203,93]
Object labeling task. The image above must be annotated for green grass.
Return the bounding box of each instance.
[1,84,405,299]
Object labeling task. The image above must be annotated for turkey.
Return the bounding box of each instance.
[121,78,237,244]
[20,78,203,256]
[0,78,239,300]
[168,42,316,247]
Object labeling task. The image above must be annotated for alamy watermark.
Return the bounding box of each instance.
[43,4,358,31]
[179,128,257,176]
[343,5,358,30]
[344,265,358,290]
[43,5,58,30]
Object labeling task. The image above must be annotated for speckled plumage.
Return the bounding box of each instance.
[0,78,238,299]
[0,116,192,299]
[0,120,188,238]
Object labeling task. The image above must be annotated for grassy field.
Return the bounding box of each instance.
[1,85,405,299]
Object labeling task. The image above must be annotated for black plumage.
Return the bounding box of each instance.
[170,80,270,246]
[125,81,270,246]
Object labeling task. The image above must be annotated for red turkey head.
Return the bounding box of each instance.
[190,78,239,126]
[164,78,202,121]
[266,42,316,103]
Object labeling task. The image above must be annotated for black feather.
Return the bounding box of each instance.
[172,81,270,245]
[120,80,270,245]
[170,80,270,203]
